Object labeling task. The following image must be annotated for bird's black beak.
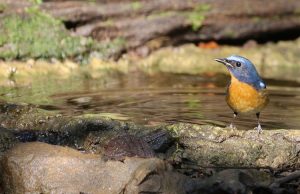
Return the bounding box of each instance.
[214,58,233,68]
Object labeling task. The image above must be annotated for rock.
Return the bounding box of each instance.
[269,170,300,194]
[0,103,129,149]
[104,134,155,160]
[0,128,18,155]
[0,142,189,194]
[41,0,300,51]
[138,39,300,82]
[167,124,300,168]
[3,0,300,55]
[196,169,273,194]
[0,103,299,168]
[143,129,174,152]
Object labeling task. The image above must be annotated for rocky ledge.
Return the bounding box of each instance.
[0,103,299,193]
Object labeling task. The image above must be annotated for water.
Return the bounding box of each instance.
[2,72,300,129]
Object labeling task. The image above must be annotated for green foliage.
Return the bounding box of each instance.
[187,4,211,31]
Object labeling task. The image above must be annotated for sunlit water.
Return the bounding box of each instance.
[2,72,300,130]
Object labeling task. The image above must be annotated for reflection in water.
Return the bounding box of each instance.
[46,73,300,130]
[2,72,300,129]
[48,87,300,129]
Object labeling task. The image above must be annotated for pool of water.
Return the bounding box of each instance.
[2,72,300,130]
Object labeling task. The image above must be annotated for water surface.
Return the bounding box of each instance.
[2,72,300,130]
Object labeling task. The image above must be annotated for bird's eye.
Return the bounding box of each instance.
[236,62,241,67]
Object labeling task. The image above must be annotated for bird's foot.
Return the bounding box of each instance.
[228,123,237,130]
[254,124,263,134]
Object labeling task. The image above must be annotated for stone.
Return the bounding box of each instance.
[167,124,300,168]
[143,129,174,152]
[0,142,188,194]
[104,134,155,160]
[0,128,18,155]
[196,169,273,194]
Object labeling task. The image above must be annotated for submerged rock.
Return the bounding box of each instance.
[0,142,189,194]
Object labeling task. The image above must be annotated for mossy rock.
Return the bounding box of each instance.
[0,8,125,61]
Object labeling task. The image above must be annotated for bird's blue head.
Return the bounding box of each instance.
[215,55,266,90]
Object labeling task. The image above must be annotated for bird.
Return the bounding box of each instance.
[214,55,269,133]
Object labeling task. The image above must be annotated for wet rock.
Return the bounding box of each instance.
[1,103,299,169]
[167,124,300,168]
[0,128,17,154]
[67,96,93,109]
[143,129,174,152]
[0,142,189,194]
[81,121,150,154]
[84,126,174,156]
[0,103,129,149]
[104,134,155,160]
[0,103,299,193]
[196,169,273,194]
[270,170,300,194]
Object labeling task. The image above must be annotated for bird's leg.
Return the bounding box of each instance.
[254,112,262,133]
[229,112,237,129]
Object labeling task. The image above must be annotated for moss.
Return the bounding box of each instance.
[29,0,43,4]
[187,4,211,31]
[294,7,300,14]
[0,5,125,61]
[93,37,126,59]
[0,3,6,12]
[0,9,96,60]
[131,1,142,11]
[102,19,115,27]
[252,16,262,23]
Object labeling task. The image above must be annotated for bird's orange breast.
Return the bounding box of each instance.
[226,76,269,113]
